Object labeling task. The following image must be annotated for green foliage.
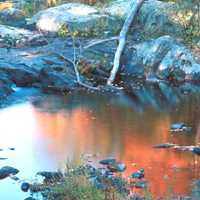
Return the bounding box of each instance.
[43,165,126,200]
[175,0,200,43]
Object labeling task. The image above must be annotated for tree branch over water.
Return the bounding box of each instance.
[107,0,146,85]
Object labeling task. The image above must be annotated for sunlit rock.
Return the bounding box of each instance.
[28,3,119,35]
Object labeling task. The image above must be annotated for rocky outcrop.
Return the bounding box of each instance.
[0,62,40,87]
[123,36,200,82]
[106,0,182,37]
[28,3,121,35]
[0,25,47,47]
[39,66,78,93]
[0,8,26,27]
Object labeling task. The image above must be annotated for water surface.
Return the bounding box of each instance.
[0,85,200,199]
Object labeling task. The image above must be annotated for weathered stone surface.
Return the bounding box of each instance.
[0,62,40,87]
[39,66,78,93]
[0,8,25,27]
[106,0,182,37]
[0,73,14,99]
[0,24,47,47]
[28,3,120,35]
[125,36,200,82]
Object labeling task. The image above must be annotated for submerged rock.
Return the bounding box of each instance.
[132,169,144,179]
[99,158,116,165]
[192,147,200,155]
[0,166,19,180]
[107,162,126,173]
[153,143,176,149]
[134,180,147,189]
[170,122,192,132]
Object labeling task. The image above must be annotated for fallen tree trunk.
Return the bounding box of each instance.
[107,0,146,85]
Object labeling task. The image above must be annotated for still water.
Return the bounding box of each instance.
[0,85,200,199]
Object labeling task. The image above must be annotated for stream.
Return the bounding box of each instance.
[0,85,200,199]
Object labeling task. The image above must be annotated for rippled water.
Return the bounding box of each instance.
[0,85,200,199]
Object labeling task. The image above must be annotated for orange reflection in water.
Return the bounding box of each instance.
[32,104,199,197]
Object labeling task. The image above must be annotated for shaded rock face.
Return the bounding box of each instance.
[0,62,40,87]
[0,25,47,48]
[0,8,26,27]
[39,66,78,93]
[139,0,179,36]
[0,74,13,99]
[28,3,120,35]
[124,36,200,82]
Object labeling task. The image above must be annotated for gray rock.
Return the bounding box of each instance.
[99,158,116,165]
[106,0,182,37]
[107,162,126,173]
[134,180,147,189]
[36,171,63,182]
[39,66,78,93]
[126,36,200,82]
[170,122,192,132]
[0,166,19,180]
[0,62,40,87]
[0,8,26,27]
[153,143,176,149]
[192,147,200,155]
[21,182,30,192]
[28,3,119,35]
[132,169,144,179]
[0,24,47,48]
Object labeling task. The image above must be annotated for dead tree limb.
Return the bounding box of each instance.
[83,36,119,49]
[107,0,146,85]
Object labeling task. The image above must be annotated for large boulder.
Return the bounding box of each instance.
[124,35,200,82]
[0,62,40,87]
[106,0,182,37]
[39,66,78,93]
[28,3,120,35]
[0,24,47,47]
[0,8,26,27]
[0,73,13,99]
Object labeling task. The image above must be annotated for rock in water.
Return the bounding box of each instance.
[132,169,145,179]
[153,143,176,149]
[99,158,116,165]
[193,147,200,155]
[36,171,63,182]
[21,182,30,192]
[134,180,147,189]
[0,166,19,180]
[107,162,126,173]
[170,122,192,132]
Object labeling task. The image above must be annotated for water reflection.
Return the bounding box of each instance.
[0,83,200,198]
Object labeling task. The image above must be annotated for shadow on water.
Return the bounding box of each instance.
[0,82,200,199]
